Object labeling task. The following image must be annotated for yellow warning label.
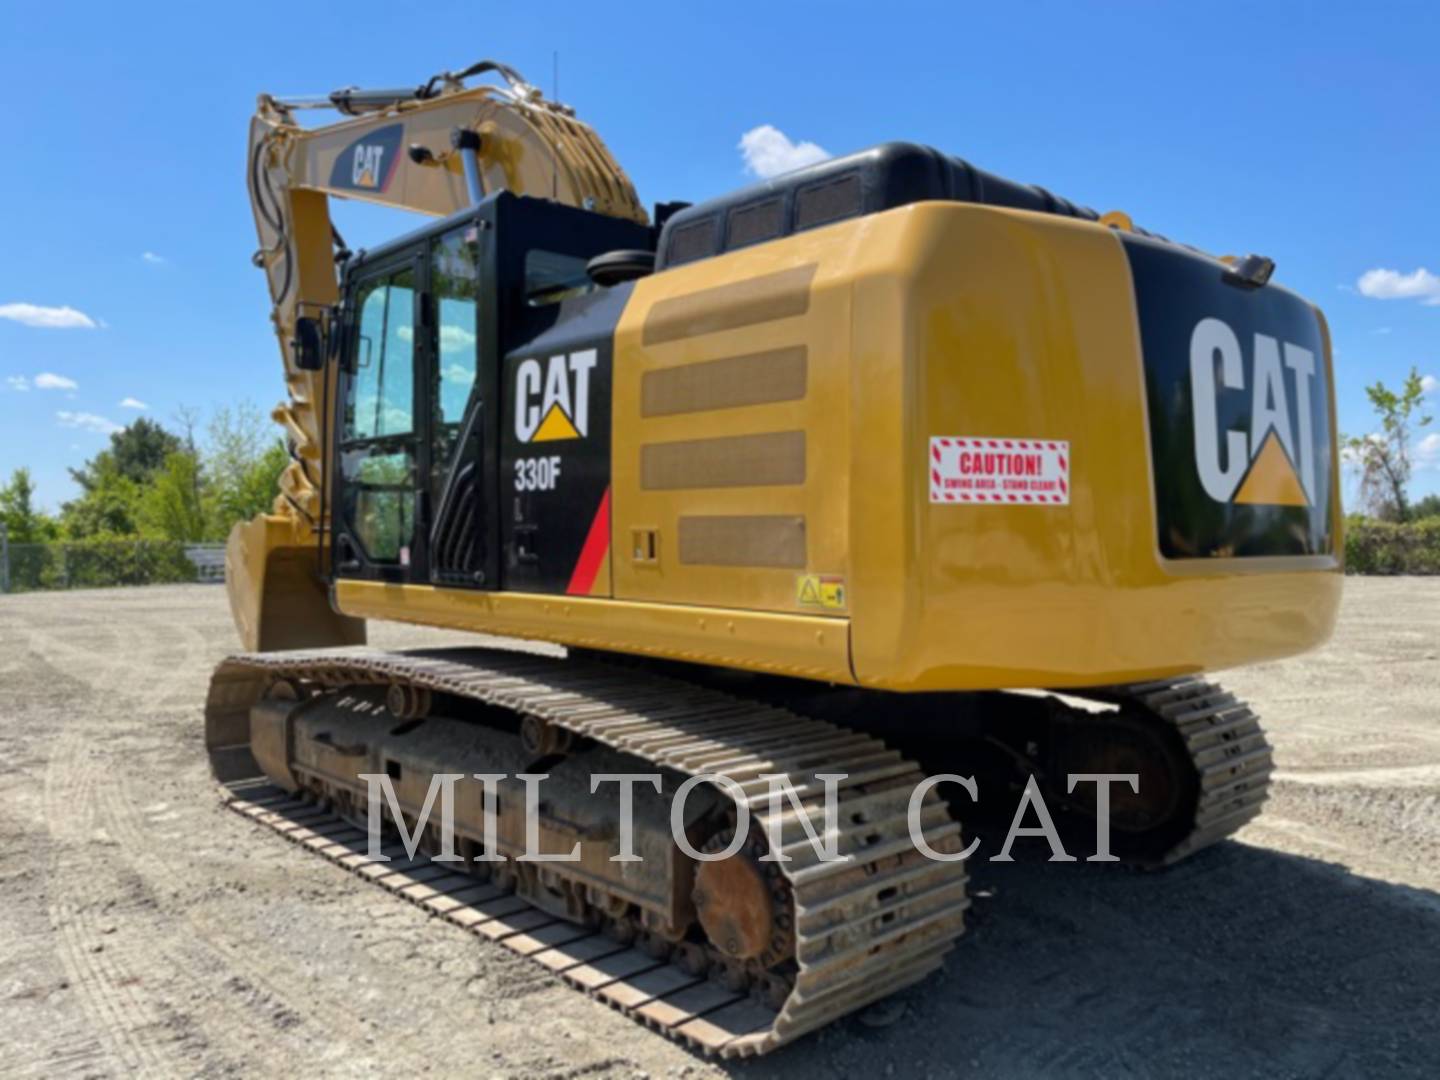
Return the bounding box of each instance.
[796,574,846,610]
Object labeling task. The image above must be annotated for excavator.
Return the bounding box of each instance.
[205,60,1343,1056]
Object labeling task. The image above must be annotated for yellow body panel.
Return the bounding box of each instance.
[611,255,853,616]
[333,202,1342,692]
[334,580,852,683]
[845,204,1342,689]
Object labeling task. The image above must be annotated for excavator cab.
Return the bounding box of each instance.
[328,193,650,594]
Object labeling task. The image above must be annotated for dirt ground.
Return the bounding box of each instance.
[1,580,1437,1078]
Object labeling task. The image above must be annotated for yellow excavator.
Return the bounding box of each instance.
[206,60,1343,1056]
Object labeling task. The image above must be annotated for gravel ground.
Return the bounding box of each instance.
[1,579,1437,1078]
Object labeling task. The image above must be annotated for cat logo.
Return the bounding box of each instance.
[352,144,387,188]
[327,124,403,194]
[515,349,598,443]
[1190,316,1317,507]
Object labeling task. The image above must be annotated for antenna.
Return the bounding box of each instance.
[552,50,560,200]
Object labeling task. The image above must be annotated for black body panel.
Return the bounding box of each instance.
[656,141,1109,270]
[1123,234,1334,559]
[330,193,648,595]
[500,284,631,594]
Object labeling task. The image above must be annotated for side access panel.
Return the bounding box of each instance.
[610,237,855,618]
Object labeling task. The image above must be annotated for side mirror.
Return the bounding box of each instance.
[293,316,325,371]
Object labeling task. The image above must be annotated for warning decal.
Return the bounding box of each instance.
[929,437,1069,505]
[796,574,846,610]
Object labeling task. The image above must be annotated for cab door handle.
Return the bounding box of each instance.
[515,525,539,565]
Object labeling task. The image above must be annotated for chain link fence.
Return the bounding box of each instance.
[0,531,226,593]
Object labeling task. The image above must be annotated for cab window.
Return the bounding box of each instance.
[524,249,594,307]
[341,267,416,567]
[345,269,416,439]
[433,228,481,423]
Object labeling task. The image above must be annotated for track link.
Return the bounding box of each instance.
[206,646,970,1058]
[1105,676,1275,865]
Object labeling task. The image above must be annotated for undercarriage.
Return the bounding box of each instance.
[206,645,1272,1056]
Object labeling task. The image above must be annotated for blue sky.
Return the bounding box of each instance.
[2,1,1436,511]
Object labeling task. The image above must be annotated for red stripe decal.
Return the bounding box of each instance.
[565,487,611,596]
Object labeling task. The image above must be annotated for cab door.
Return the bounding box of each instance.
[334,254,424,582]
[426,220,500,588]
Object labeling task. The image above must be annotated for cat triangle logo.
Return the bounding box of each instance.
[1233,430,1308,507]
[514,350,597,444]
[532,403,581,442]
[1189,316,1319,508]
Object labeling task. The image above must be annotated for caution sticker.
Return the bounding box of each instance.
[796,574,846,610]
[929,437,1069,505]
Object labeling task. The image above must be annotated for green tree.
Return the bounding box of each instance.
[0,467,58,542]
[1412,493,1440,521]
[203,403,287,537]
[68,417,180,492]
[233,441,289,522]
[62,417,183,538]
[1344,368,1434,522]
[138,450,207,542]
[33,406,293,548]
[60,455,143,538]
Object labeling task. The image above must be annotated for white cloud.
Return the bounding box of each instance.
[6,375,29,391]
[1356,267,1440,306]
[1417,432,1440,469]
[738,125,831,179]
[1421,374,1438,395]
[57,410,122,435]
[119,396,149,410]
[141,252,166,265]
[1341,432,1386,468]
[1372,327,1392,335]
[0,302,99,329]
[440,325,476,352]
[395,325,476,352]
[34,372,78,391]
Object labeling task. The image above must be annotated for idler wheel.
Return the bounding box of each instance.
[692,830,793,967]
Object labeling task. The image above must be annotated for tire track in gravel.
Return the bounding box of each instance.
[24,607,352,1074]
[19,597,567,1074]
[30,615,177,1077]
[24,605,289,1074]
[8,590,673,1077]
